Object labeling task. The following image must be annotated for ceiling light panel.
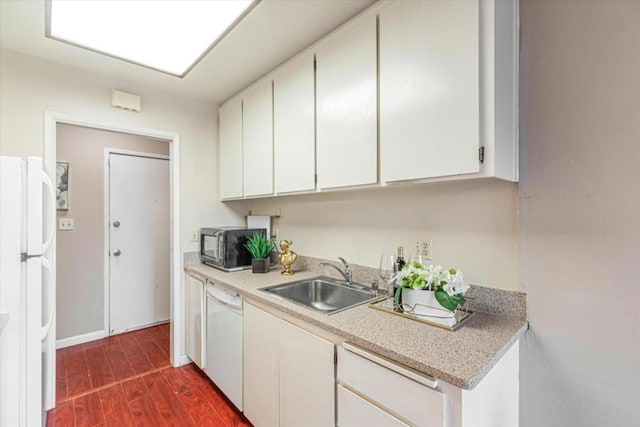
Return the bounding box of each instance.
[47,0,255,77]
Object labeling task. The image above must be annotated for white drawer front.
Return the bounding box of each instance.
[337,346,445,427]
[338,385,409,427]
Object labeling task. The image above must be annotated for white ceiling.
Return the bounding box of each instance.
[0,0,376,105]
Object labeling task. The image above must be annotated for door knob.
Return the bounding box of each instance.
[113,249,122,257]
[113,221,120,228]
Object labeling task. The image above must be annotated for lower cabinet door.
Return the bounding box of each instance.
[279,321,335,427]
[243,303,280,427]
[337,385,408,427]
[244,303,336,427]
[185,274,204,368]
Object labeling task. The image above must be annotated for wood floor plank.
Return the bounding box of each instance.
[181,364,210,386]
[177,387,227,427]
[56,373,68,404]
[196,382,246,427]
[99,383,135,427]
[74,391,104,427]
[66,349,92,397]
[56,350,67,379]
[145,325,170,353]
[86,346,116,389]
[47,400,75,427]
[121,377,149,402]
[104,343,136,382]
[118,333,142,353]
[136,338,170,369]
[144,372,198,427]
[127,351,155,375]
[129,395,167,427]
[162,367,194,394]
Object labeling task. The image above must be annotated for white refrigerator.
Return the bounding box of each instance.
[0,156,56,427]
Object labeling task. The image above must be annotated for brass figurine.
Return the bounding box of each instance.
[278,240,297,276]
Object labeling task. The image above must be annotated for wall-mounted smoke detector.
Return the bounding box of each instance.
[112,90,142,112]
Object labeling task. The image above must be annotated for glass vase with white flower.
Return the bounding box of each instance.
[394,261,470,315]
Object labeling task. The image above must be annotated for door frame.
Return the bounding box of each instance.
[103,149,171,336]
[44,111,183,367]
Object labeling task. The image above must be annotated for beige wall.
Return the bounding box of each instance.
[519,1,640,426]
[56,124,168,339]
[0,48,246,251]
[0,49,246,342]
[242,179,518,290]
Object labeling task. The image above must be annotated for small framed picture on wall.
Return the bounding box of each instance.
[56,162,69,211]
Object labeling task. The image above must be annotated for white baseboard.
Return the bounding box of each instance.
[56,330,106,349]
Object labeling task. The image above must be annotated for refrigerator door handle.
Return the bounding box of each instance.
[41,257,55,340]
[41,171,55,254]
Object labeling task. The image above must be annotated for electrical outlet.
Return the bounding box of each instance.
[58,218,74,231]
[190,230,199,242]
[415,239,433,260]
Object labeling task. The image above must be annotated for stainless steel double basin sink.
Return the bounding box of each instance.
[260,276,381,315]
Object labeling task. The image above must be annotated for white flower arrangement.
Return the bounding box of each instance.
[395,262,470,312]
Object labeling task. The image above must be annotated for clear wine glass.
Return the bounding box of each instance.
[379,253,397,294]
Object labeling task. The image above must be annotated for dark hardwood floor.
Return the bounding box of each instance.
[48,324,251,427]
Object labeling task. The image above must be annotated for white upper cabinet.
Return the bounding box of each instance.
[218,0,518,200]
[243,79,274,197]
[380,0,518,183]
[380,0,480,182]
[219,98,243,200]
[273,54,316,194]
[316,13,377,190]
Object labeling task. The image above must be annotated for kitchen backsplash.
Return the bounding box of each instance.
[184,251,526,320]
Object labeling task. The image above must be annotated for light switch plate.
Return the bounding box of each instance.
[58,218,74,231]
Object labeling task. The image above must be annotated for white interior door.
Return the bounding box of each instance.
[108,153,169,335]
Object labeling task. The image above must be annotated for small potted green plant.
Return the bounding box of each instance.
[244,232,274,274]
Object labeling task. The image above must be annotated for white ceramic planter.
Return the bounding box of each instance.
[401,288,455,318]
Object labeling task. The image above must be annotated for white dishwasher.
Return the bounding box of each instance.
[204,282,243,411]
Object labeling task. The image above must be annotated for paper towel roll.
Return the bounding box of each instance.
[247,215,271,238]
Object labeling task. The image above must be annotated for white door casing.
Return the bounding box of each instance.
[108,152,170,335]
[45,111,182,371]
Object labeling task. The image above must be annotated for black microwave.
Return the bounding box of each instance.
[200,227,267,271]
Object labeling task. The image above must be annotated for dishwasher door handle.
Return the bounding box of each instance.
[207,293,242,314]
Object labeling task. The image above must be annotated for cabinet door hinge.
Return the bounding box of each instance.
[314,58,317,71]
[334,351,338,366]
[479,146,485,164]
[314,174,318,184]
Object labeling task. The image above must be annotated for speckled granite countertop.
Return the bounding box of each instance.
[185,261,528,390]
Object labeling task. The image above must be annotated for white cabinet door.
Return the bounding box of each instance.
[273,54,316,194]
[244,303,336,427]
[279,320,335,427]
[219,98,243,199]
[243,303,280,427]
[380,0,480,182]
[243,80,274,197]
[185,273,204,368]
[316,13,377,189]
